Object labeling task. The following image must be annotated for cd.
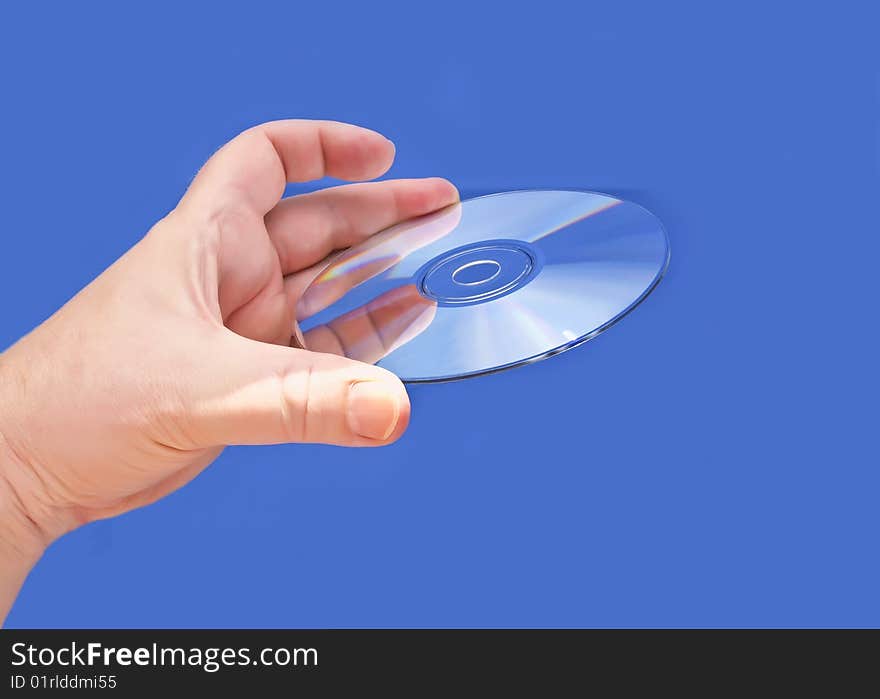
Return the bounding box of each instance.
[297,190,670,382]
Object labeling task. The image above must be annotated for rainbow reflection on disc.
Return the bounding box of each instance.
[297,190,670,382]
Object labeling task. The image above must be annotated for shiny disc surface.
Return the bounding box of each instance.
[298,190,670,382]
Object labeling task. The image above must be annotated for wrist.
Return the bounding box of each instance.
[0,352,59,563]
[0,419,49,625]
[0,342,77,623]
[0,431,50,564]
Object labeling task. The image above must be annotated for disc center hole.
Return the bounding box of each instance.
[451,259,501,286]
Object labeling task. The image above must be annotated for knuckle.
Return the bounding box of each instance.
[277,363,313,443]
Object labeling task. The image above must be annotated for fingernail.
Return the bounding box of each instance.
[347,382,400,440]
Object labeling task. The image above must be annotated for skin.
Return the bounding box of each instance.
[0,119,459,624]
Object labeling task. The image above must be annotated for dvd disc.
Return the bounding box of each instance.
[297,190,669,382]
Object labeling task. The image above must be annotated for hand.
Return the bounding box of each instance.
[0,120,458,622]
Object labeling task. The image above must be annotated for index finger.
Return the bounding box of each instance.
[179,120,396,219]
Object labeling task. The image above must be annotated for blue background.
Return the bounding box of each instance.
[2,1,878,627]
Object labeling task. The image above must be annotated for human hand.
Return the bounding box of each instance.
[0,120,458,619]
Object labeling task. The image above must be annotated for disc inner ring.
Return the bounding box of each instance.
[414,239,544,307]
[451,259,502,286]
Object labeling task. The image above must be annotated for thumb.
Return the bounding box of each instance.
[182,330,410,448]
